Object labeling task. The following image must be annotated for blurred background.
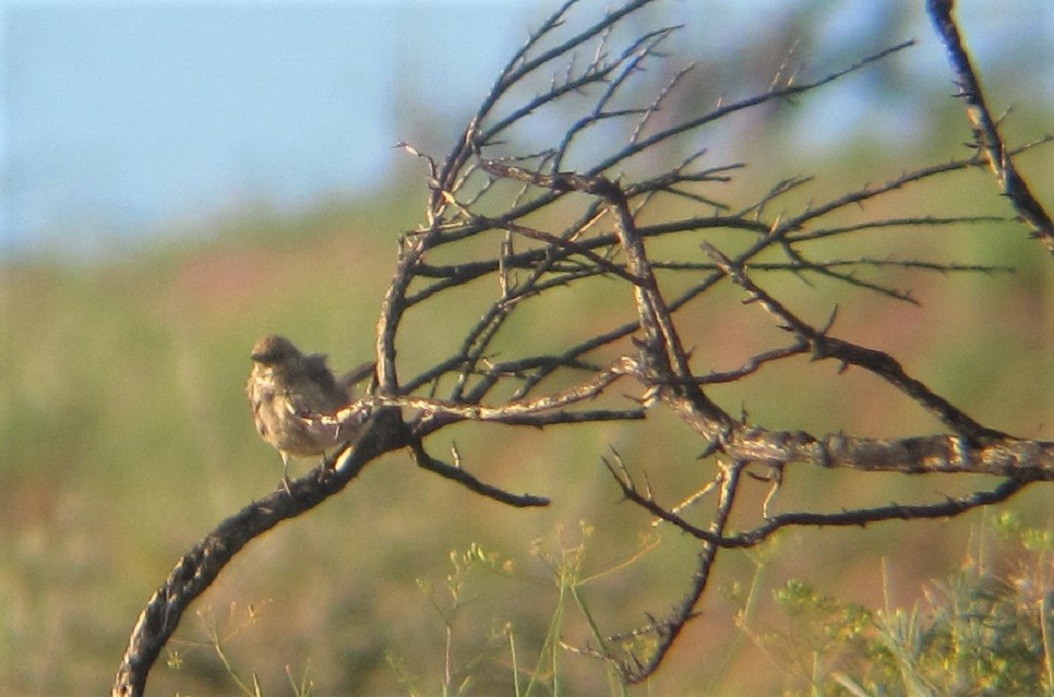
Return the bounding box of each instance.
[2,1,1053,694]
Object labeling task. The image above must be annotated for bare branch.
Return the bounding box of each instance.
[591,40,916,177]
[323,356,639,436]
[408,440,550,508]
[702,242,1006,442]
[608,456,1035,548]
[927,0,1054,255]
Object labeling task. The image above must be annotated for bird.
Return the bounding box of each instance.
[246,334,372,493]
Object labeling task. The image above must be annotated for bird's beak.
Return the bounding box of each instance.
[251,349,278,363]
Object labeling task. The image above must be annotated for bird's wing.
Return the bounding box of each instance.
[285,355,351,414]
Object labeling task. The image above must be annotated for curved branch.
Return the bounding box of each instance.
[408,440,550,508]
[111,410,410,697]
[608,458,1037,548]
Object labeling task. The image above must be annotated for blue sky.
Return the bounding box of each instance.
[1,1,544,255]
[1,0,1050,258]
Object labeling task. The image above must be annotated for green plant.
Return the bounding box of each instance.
[388,527,661,697]
[770,519,1054,696]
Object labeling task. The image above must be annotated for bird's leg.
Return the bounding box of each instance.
[281,453,293,496]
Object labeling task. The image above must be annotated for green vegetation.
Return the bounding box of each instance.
[143,514,1054,696]
[760,513,1054,696]
[3,92,1053,697]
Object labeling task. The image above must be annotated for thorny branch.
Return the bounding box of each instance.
[409,0,1051,680]
[408,440,551,508]
[927,0,1054,256]
[607,457,1038,547]
[115,1,1054,695]
[700,242,1006,443]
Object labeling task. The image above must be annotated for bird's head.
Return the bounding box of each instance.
[250,334,303,367]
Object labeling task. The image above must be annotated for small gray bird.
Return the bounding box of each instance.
[246,334,372,492]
